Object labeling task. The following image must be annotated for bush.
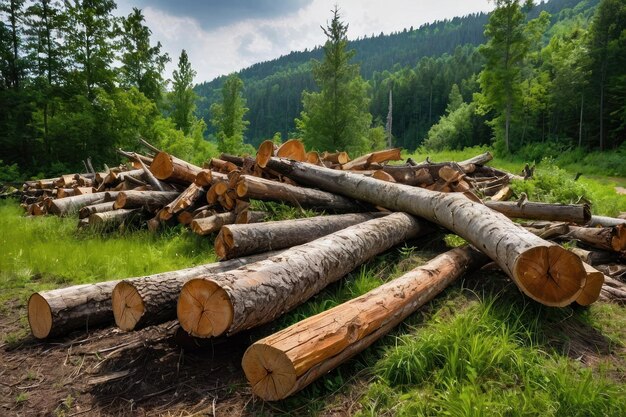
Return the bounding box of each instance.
[0,160,21,183]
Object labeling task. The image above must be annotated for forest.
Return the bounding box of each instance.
[1,0,625,178]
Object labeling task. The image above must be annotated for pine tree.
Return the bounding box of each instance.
[170,49,196,134]
[296,7,372,156]
[210,74,249,153]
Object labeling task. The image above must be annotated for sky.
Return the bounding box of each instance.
[115,0,494,84]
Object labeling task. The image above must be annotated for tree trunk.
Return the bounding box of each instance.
[266,158,586,307]
[458,151,493,167]
[242,246,489,401]
[88,209,138,227]
[575,263,605,306]
[215,212,388,260]
[49,192,120,216]
[111,251,283,331]
[113,191,180,210]
[340,148,402,170]
[569,247,619,266]
[566,225,625,254]
[149,151,202,184]
[236,175,369,213]
[484,201,591,224]
[190,211,265,236]
[588,215,626,227]
[159,183,206,220]
[177,213,431,338]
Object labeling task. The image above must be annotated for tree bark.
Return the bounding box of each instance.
[484,201,591,224]
[588,215,626,227]
[215,212,388,260]
[569,247,620,266]
[149,151,202,184]
[160,183,206,220]
[266,158,586,307]
[113,191,180,210]
[191,211,265,236]
[340,148,402,170]
[88,209,138,227]
[111,251,282,331]
[49,192,120,216]
[242,246,489,401]
[177,213,431,338]
[236,175,369,213]
[566,224,625,254]
[79,202,115,219]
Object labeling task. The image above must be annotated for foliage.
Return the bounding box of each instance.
[423,102,489,151]
[210,74,250,154]
[169,49,197,134]
[296,7,372,156]
[0,159,20,182]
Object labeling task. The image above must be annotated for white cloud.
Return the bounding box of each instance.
[123,0,493,84]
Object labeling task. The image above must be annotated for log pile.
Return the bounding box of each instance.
[12,139,626,403]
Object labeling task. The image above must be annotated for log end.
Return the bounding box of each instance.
[214,227,234,260]
[111,281,145,331]
[150,151,174,180]
[576,264,605,306]
[276,139,306,162]
[514,245,586,307]
[27,293,52,339]
[256,140,276,168]
[242,343,297,401]
[177,278,233,337]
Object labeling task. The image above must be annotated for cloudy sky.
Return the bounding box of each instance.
[115,0,493,84]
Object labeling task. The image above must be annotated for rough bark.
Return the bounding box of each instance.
[458,151,493,167]
[215,212,388,260]
[569,247,620,266]
[113,191,180,210]
[190,211,264,236]
[266,158,586,307]
[28,281,121,339]
[89,209,138,227]
[149,151,202,184]
[340,148,402,170]
[484,201,591,224]
[242,246,489,401]
[589,215,626,227]
[161,183,206,219]
[111,252,282,331]
[78,202,115,219]
[177,213,430,338]
[566,225,625,254]
[49,192,120,216]
[236,175,369,213]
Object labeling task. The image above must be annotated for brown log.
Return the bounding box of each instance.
[575,263,605,306]
[242,246,489,401]
[113,191,180,210]
[566,225,626,254]
[266,158,586,307]
[256,140,277,168]
[190,212,236,236]
[484,201,591,224]
[28,281,122,339]
[569,247,620,266]
[305,151,323,166]
[236,175,368,213]
[150,151,202,184]
[594,264,626,280]
[588,215,626,227]
[215,212,388,260]
[371,170,396,182]
[235,209,267,225]
[177,212,430,338]
[276,139,307,162]
[210,158,239,173]
[341,148,402,171]
[161,183,206,218]
[491,186,512,201]
[49,192,119,216]
[111,251,282,331]
[133,154,168,192]
[379,166,434,186]
[458,151,493,168]
[88,209,138,227]
[321,151,349,165]
[79,202,115,219]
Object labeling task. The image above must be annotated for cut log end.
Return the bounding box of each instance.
[576,264,605,306]
[242,344,297,401]
[149,151,174,180]
[256,140,276,168]
[514,245,585,307]
[276,139,306,162]
[28,293,52,339]
[177,279,233,337]
[214,228,234,260]
[111,281,145,331]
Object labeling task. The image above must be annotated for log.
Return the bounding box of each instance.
[49,192,120,216]
[588,215,626,227]
[134,154,168,192]
[113,191,180,210]
[177,212,430,338]
[575,263,605,306]
[111,252,282,331]
[458,151,493,167]
[191,211,264,236]
[215,212,388,260]
[256,140,277,168]
[210,158,239,173]
[276,139,306,162]
[321,151,349,165]
[569,247,620,266]
[241,246,489,401]
[484,201,591,224]
[566,224,625,254]
[340,148,402,171]
[236,175,368,213]
[89,209,138,227]
[28,281,122,339]
[380,166,434,186]
[266,158,587,307]
[149,151,202,184]
[79,202,115,219]
[594,264,626,280]
[161,183,206,218]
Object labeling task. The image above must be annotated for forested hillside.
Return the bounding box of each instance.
[195,0,608,150]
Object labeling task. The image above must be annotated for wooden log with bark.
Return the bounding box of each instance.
[236,175,369,213]
[78,202,115,219]
[159,183,206,220]
[575,263,605,306]
[340,148,402,171]
[214,212,388,260]
[49,192,120,216]
[241,246,489,401]
[177,212,431,338]
[266,158,587,307]
[484,201,591,224]
[588,215,626,227]
[149,151,202,184]
[190,211,266,236]
[88,209,138,227]
[566,224,625,254]
[113,191,180,210]
[111,252,282,331]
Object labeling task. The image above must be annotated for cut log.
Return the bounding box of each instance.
[321,151,349,165]
[588,215,626,227]
[595,264,626,280]
[266,158,586,307]
[111,252,282,331]
[235,209,267,225]
[215,212,388,260]
[28,281,122,339]
[575,263,605,306]
[161,183,206,218]
[276,139,306,162]
[341,148,402,171]
[79,202,115,219]
[371,170,396,182]
[256,140,277,168]
[177,212,430,338]
[210,158,239,173]
[458,151,493,168]
[149,151,202,184]
[380,166,434,186]
[305,151,323,166]
[236,175,368,213]
[241,245,489,401]
[569,247,620,266]
[190,212,236,236]
[89,209,138,227]
[113,191,180,210]
[49,192,120,216]
[491,186,513,201]
[133,154,168,192]
[566,224,625,254]
[484,201,591,224]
